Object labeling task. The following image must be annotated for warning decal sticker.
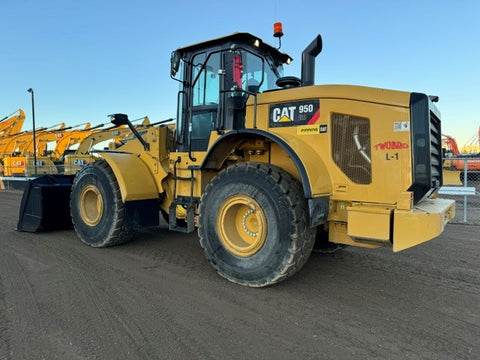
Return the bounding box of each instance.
[269,100,320,128]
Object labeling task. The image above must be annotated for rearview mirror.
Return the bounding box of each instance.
[109,113,129,126]
[171,51,181,77]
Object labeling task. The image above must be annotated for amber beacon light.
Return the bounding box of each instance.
[273,22,283,37]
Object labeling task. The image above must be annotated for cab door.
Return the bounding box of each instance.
[189,52,221,151]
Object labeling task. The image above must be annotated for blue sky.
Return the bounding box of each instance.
[1,0,479,146]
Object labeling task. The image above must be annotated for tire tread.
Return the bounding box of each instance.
[71,160,133,247]
[198,162,315,287]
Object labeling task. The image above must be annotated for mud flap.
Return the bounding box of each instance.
[17,175,75,232]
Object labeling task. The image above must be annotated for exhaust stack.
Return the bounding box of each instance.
[301,35,323,86]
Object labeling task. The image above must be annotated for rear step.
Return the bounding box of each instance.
[17,175,75,232]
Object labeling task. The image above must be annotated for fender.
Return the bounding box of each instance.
[201,129,331,198]
[99,152,159,202]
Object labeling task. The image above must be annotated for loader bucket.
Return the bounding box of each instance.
[17,175,75,232]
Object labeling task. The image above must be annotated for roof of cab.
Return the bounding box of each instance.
[175,32,292,64]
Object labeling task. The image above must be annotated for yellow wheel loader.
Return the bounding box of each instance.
[18,32,455,287]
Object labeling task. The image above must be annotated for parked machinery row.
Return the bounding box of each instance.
[0,111,153,177]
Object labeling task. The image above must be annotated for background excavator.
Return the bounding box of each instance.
[11,122,99,176]
[442,133,480,184]
[0,127,47,175]
[0,109,26,175]
[0,124,61,158]
[62,117,153,174]
[2,124,67,176]
[0,117,153,177]
[460,126,480,154]
[49,122,96,161]
[17,27,455,287]
[0,109,25,137]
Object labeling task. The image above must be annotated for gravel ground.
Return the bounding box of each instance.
[0,190,479,359]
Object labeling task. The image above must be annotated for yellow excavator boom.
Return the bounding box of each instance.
[0,109,25,137]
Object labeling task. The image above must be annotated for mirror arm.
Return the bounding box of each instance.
[109,114,150,151]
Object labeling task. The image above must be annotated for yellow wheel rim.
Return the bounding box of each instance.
[79,184,104,227]
[217,195,267,257]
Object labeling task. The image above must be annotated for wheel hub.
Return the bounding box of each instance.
[79,184,104,227]
[242,209,259,237]
[217,195,267,257]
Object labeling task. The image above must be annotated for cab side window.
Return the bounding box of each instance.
[192,53,220,106]
[240,52,281,93]
[190,52,220,150]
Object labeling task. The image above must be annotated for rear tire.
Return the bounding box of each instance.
[198,163,315,287]
[70,160,133,247]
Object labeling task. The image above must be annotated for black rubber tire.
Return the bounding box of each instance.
[198,163,315,287]
[70,160,133,247]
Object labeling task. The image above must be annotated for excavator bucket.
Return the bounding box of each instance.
[17,175,75,232]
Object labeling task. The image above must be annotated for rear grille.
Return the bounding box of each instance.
[331,113,371,184]
[409,93,442,204]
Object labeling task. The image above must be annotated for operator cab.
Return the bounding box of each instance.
[171,33,293,152]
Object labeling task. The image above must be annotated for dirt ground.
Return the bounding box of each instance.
[0,190,478,360]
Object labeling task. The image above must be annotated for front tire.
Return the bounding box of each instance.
[70,160,133,247]
[198,163,315,287]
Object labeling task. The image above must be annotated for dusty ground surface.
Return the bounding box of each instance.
[0,190,478,360]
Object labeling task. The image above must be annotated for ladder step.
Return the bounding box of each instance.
[168,201,195,233]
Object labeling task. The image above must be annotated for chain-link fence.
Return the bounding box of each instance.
[440,156,480,224]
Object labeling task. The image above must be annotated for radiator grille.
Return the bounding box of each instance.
[331,113,371,184]
[409,93,442,203]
